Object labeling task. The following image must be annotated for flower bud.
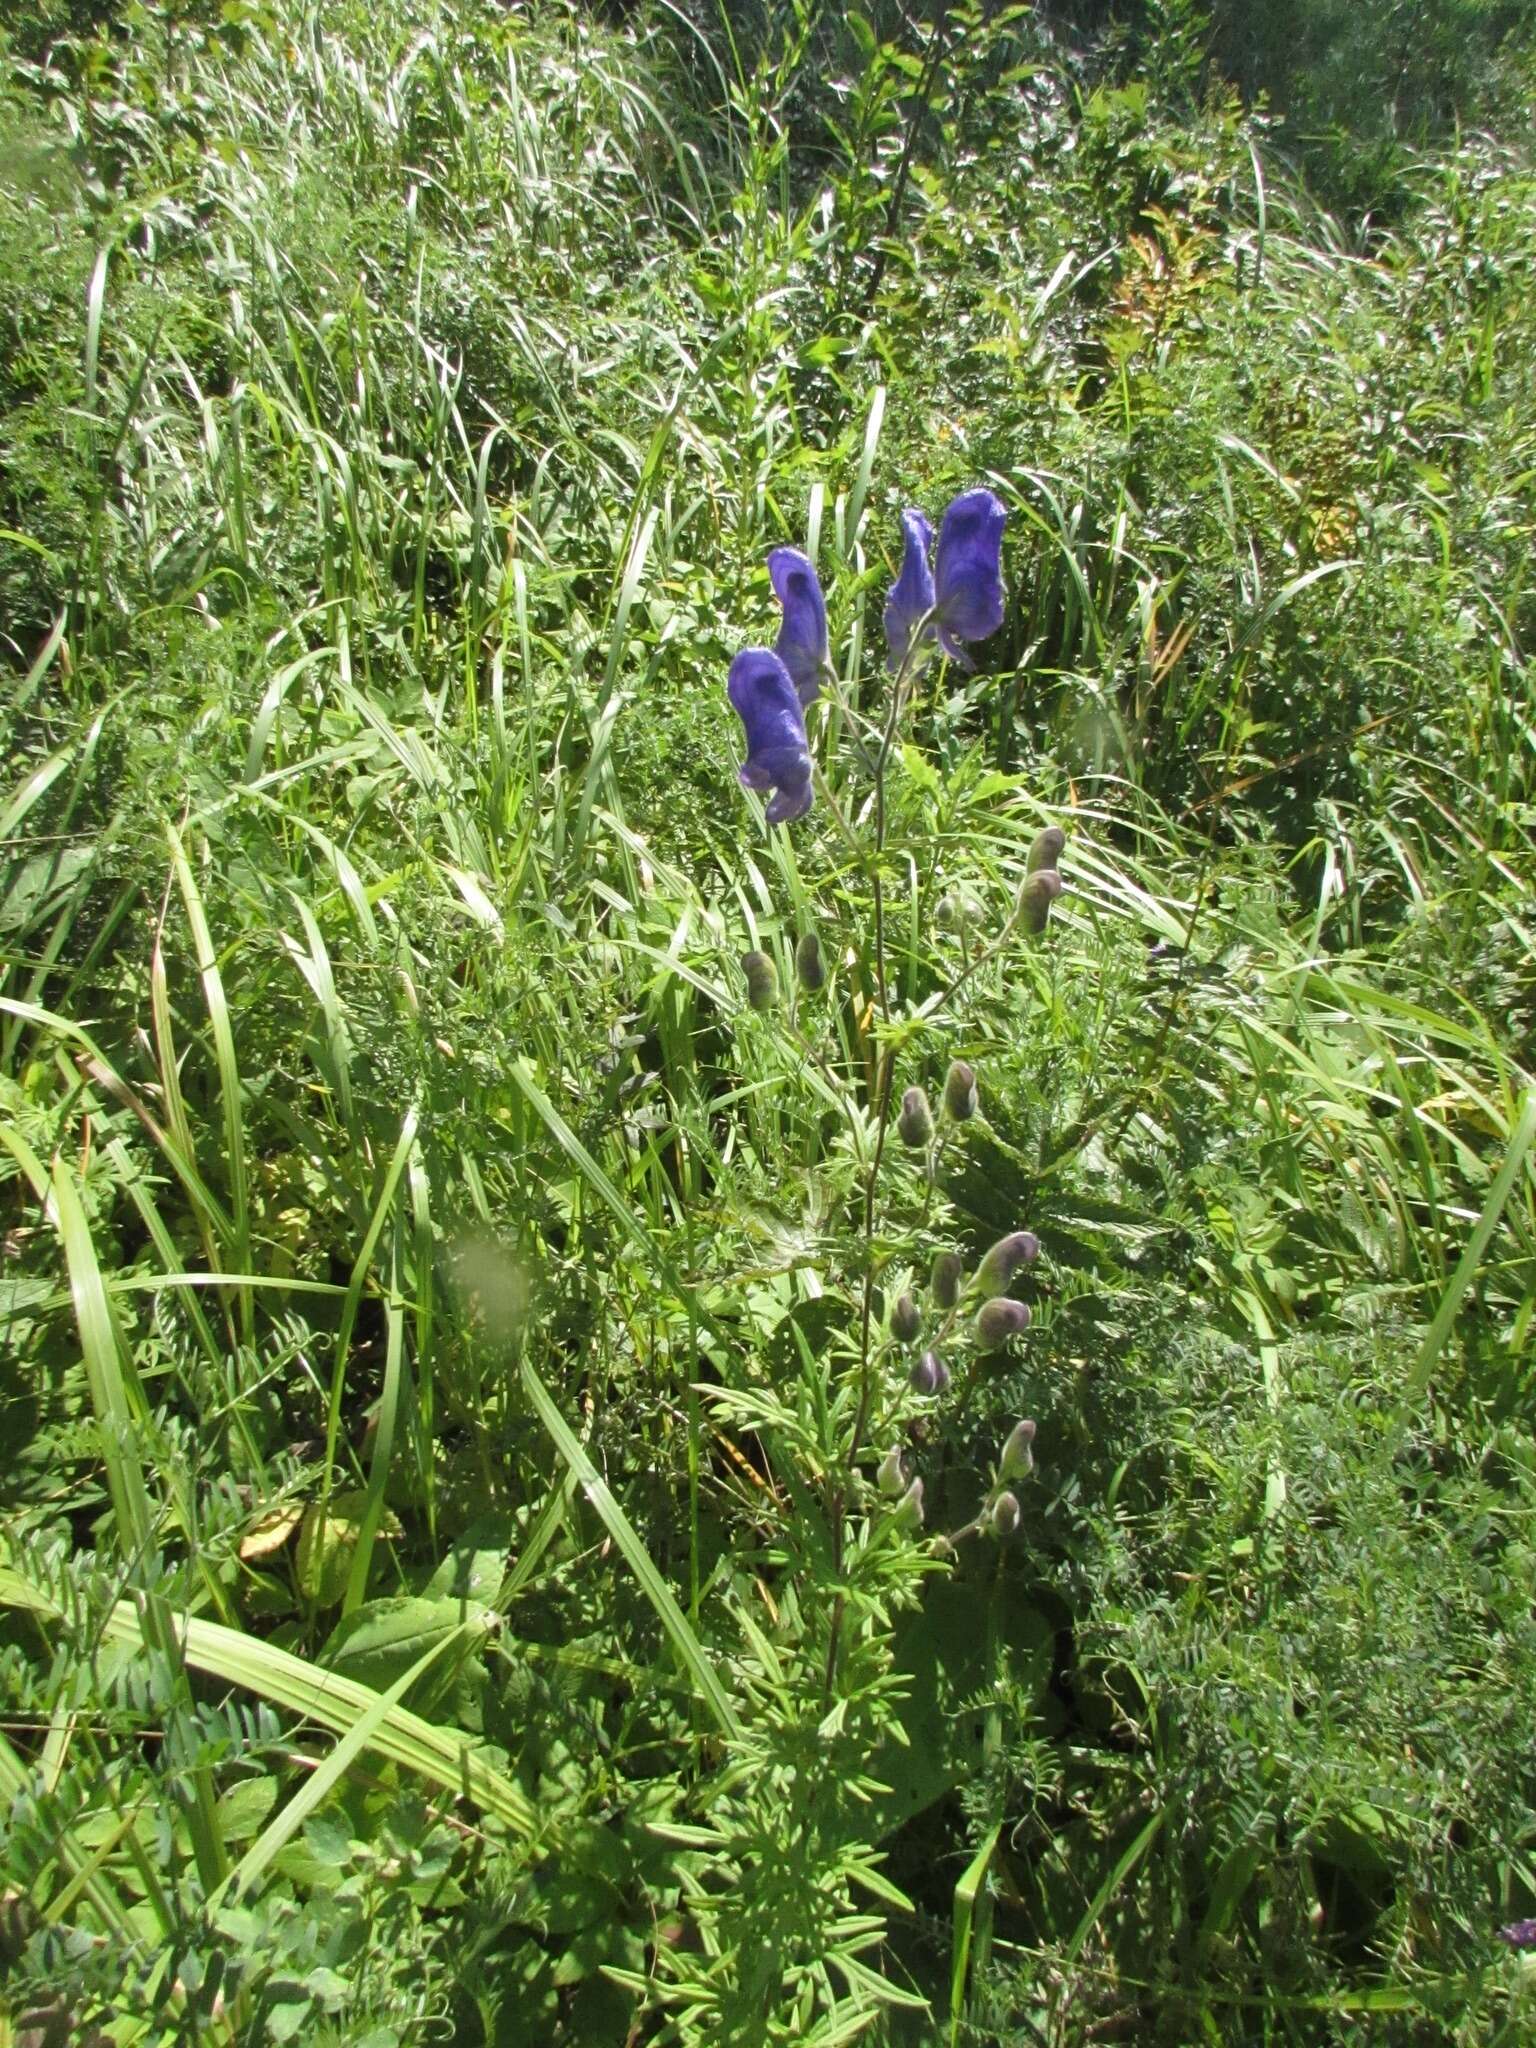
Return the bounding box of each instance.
[794,932,825,992]
[942,1060,978,1122]
[897,1086,934,1150]
[975,1297,1032,1349]
[990,1490,1021,1538]
[999,1419,1036,1480]
[741,949,779,1010]
[909,1349,949,1396]
[893,1477,925,1529]
[1026,825,1066,875]
[974,1231,1039,1299]
[931,1250,964,1308]
[891,1293,922,1345]
[876,1445,907,1498]
[1016,869,1063,936]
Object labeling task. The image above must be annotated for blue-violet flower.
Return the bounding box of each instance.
[727,649,813,825]
[883,510,935,673]
[884,488,1007,671]
[768,547,828,706]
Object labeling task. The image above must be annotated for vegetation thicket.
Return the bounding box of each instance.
[2,0,1534,2040]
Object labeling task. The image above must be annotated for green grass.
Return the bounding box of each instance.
[2,0,1535,2042]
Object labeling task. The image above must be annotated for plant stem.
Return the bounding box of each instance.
[824,617,936,1695]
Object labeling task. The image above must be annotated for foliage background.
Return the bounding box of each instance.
[2,0,1535,2040]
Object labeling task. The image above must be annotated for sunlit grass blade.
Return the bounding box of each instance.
[1400,1087,1536,1425]
[0,1565,540,1839]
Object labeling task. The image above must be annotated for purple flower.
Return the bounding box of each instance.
[883,510,935,673]
[728,649,813,825]
[884,489,1007,672]
[934,490,1007,661]
[768,548,828,706]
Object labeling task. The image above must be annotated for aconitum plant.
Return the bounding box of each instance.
[727,490,1010,821]
[696,484,1071,2038]
[722,489,1060,1598]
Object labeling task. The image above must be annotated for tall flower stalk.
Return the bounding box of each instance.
[723,490,1040,1694]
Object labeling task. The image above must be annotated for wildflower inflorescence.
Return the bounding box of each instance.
[721,490,1064,1550]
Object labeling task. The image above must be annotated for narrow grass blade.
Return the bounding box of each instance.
[948,1822,1000,2048]
[322,1107,420,1526]
[520,1357,741,1741]
[1401,1087,1536,1421]
[224,1625,468,1898]
[167,823,252,1326]
[46,1151,156,1569]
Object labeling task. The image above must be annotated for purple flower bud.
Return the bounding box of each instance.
[894,1476,925,1529]
[728,649,813,826]
[768,547,829,707]
[795,931,825,992]
[974,1231,1039,1299]
[999,1419,1036,1480]
[1026,825,1066,875]
[975,1298,1032,1349]
[740,950,779,1011]
[943,1059,978,1122]
[990,1490,1021,1538]
[891,1293,922,1345]
[1499,1919,1536,1950]
[897,1086,934,1150]
[931,1250,964,1308]
[876,1445,908,1498]
[1016,868,1063,935]
[909,1349,949,1396]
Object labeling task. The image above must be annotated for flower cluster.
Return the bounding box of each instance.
[727,489,1007,827]
[883,1211,1044,1404]
[718,480,1066,1561]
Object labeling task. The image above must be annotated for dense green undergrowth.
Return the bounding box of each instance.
[2,0,1535,2041]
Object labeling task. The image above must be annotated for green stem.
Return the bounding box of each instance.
[824,616,938,1697]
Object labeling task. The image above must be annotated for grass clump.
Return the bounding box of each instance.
[2,0,1535,2043]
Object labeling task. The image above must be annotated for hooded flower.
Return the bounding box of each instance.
[1026,825,1066,875]
[884,489,1006,671]
[933,489,1007,663]
[943,1060,979,1122]
[931,1250,964,1308]
[794,931,826,991]
[727,649,813,825]
[1017,868,1063,936]
[768,548,829,706]
[883,510,935,673]
[999,1419,1037,1480]
[910,1350,949,1396]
